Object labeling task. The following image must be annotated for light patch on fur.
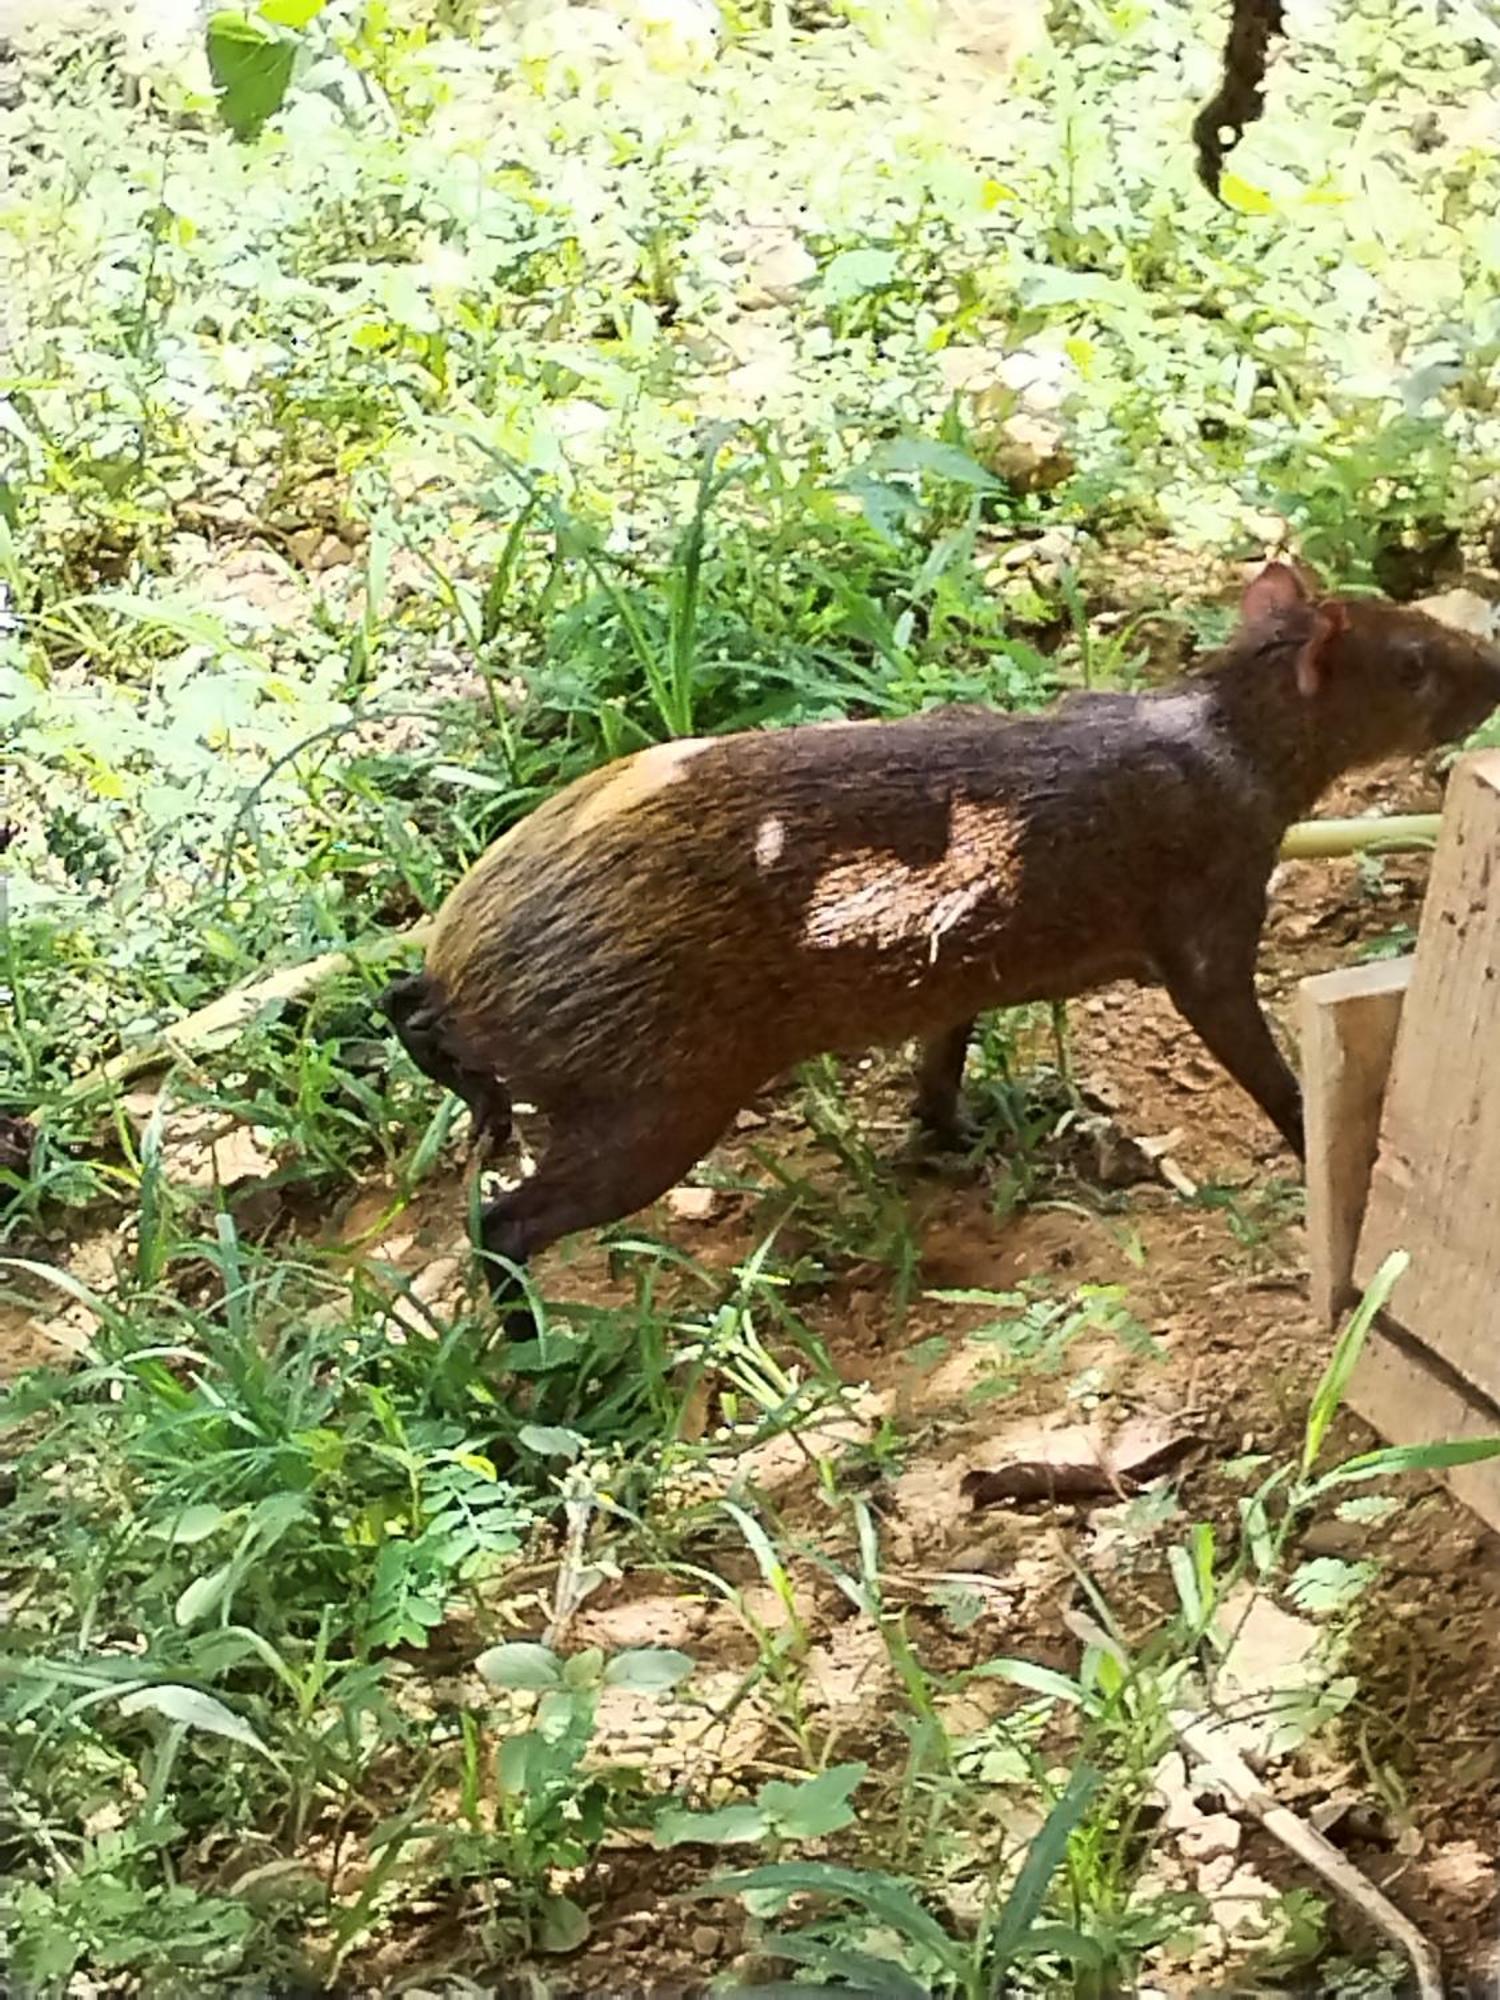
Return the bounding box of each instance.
[803,797,1022,959]
[754,814,786,870]
[1137,690,1212,743]
[568,736,711,835]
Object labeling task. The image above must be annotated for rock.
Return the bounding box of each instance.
[666,1184,726,1224]
[986,412,1074,493]
[1209,1584,1323,1763]
[739,236,817,309]
[1179,1812,1242,1863]
[1413,587,1496,640]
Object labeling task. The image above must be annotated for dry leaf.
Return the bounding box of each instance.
[964,1415,1195,1507]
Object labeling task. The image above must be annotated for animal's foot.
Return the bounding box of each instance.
[910,1103,984,1159]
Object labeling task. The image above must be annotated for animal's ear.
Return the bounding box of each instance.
[1240,561,1310,628]
[1293,600,1349,699]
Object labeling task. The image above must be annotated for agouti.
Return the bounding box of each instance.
[381,562,1500,1301]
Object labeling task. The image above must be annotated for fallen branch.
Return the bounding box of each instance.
[39,921,433,1125]
[1173,1709,1443,2000]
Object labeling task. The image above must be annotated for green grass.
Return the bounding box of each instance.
[6,0,1500,1990]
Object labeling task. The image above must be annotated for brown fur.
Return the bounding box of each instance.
[381,566,1500,1303]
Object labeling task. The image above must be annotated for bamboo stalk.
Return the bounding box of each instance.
[1278,814,1439,859]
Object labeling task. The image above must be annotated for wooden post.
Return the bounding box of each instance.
[1354,753,1500,1405]
[1335,752,1500,1535]
[1299,957,1412,1329]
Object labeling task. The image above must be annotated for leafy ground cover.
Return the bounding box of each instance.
[6,0,1500,1992]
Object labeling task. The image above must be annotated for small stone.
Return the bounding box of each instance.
[740,236,817,307]
[1179,1812,1241,1863]
[689,1925,723,1955]
[1413,587,1496,640]
[667,1184,725,1224]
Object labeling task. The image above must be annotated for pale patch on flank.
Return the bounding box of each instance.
[754,814,786,869]
[803,798,1023,957]
[569,736,711,834]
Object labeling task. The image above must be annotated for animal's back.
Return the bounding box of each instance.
[424,698,1227,1104]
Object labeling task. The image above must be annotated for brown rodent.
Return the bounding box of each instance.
[381,562,1500,1303]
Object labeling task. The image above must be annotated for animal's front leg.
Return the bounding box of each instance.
[1160,946,1304,1160]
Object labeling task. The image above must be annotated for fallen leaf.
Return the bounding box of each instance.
[963,1416,1196,1507]
[0,1113,35,1175]
[1423,1839,1496,1903]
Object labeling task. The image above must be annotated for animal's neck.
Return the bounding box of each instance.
[1198,637,1341,822]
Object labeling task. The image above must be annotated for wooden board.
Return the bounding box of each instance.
[1345,1323,1500,1535]
[1298,956,1412,1329]
[1354,752,1500,1407]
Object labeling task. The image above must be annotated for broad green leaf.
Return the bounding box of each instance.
[821,247,899,301]
[259,0,324,23]
[1285,1556,1374,1615]
[757,1929,931,1998]
[989,1764,1101,1979]
[1220,173,1273,214]
[206,12,296,138]
[696,1863,957,1963]
[760,1763,866,1840]
[474,1641,562,1690]
[968,1658,1093,1709]
[147,1503,234,1546]
[730,1988,865,1998]
[1305,1434,1500,1498]
[602,1647,694,1691]
[1303,1251,1409,1474]
[537,1892,590,1953]
[117,1683,270,1756]
[656,1802,767,1848]
[517,1423,585,1459]
[175,1561,236,1629]
[562,1647,606,1690]
[865,437,1002,489]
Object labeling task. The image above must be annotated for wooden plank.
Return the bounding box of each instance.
[1299,957,1412,1328]
[1346,1320,1500,1537]
[1354,751,1500,1406]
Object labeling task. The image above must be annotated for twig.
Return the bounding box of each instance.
[1172,1709,1443,2000]
[543,1470,600,1652]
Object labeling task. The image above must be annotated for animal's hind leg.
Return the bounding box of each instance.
[383,977,512,1153]
[476,1098,736,1311]
[912,1018,978,1151]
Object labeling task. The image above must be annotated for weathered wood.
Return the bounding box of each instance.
[1345,1322,1500,1538]
[1299,957,1412,1329]
[1354,751,1500,1407]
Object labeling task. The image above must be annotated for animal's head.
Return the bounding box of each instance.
[1239,561,1500,762]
